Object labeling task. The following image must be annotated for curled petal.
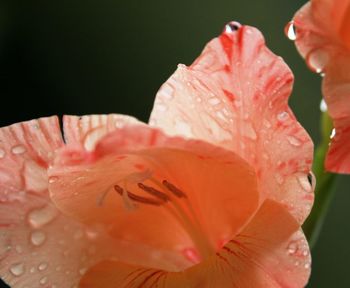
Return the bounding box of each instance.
[294,1,350,173]
[79,200,311,288]
[0,117,158,287]
[150,24,314,222]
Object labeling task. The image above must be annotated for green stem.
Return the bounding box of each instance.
[302,111,338,249]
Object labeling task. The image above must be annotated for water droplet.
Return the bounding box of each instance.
[224,21,242,33]
[285,21,297,41]
[286,135,302,146]
[0,148,5,159]
[297,174,312,193]
[306,48,329,74]
[10,263,25,276]
[277,111,289,122]
[287,241,298,255]
[38,262,48,271]
[48,176,58,184]
[11,145,26,155]
[320,99,328,112]
[30,267,36,273]
[30,231,46,246]
[28,205,58,229]
[39,276,48,285]
[79,267,88,275]
[304,262,310,269]
[330,128,336,139]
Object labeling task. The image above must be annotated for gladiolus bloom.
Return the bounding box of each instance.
[0,22,314,287]
[291,0,350,173]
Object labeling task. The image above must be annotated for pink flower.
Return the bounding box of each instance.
[0,22,313,287]
[290,0,350,173]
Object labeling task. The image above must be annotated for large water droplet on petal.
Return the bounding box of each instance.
[38,262,48,271]
[28,205,58,229]
[286,136,302,147]
[306,48,329,74]
[30,231,46,246]
[11,145,26,155]
[297,174,312,193]
[224,21,242,33]
[10,263,25,276]
[287,241,298,255]
[39,276,48,285]
[285,21,297,41]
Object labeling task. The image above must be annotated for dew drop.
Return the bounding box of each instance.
[0,148,5,159]
[11,145,26,155]
[287,241,298,255]
[320,99,328,112]
[286,135,302,146]
[79,267,88,275]
[330,128,336,139]
[28,205,58,229]
[297,174,312,193]
[306,48,329,74]
[10,263,25,276]
[285,21,297,41]
[38,262,48,271]
[304,262,311,269]
[39,276,48,285]
[30,231,46,246]
[277,111,289,122]
[48,176,58,184]
[224,21,242,33]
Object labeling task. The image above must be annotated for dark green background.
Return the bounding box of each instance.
[0,1,348,287]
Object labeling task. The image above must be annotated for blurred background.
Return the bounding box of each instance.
[0,0,348,287]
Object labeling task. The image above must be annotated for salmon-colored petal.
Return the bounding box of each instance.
[0,117,151,287]
[150,24,314,223]
[49,124,259,271]
[293,1,350,173]
[79,200,310,288]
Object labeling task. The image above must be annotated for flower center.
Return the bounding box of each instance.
[99,169,215,262]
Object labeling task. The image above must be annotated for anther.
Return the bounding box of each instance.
[114,185,163,206]
[137,183,170,202]
[162,180,187,198]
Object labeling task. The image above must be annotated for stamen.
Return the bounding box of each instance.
[162,180,187,198]
[137,183,170,202]
[114,185,164,206]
